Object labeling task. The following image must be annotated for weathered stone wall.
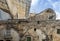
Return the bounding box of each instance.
[0,1,58,41]
[6,0,31,19]
[11,20,60,41]
[0,20,60,41]
[28,8,56,21]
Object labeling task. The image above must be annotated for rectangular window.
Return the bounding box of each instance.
[57,29,60,34]
[27,37,31,41]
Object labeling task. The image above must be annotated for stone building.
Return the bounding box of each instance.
[0,0,60,41]
[28,8,56,21]
[0,0,31,19]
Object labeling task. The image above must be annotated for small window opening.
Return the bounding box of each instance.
[57,29,60,34]
[49,15,54,19]
[34,28,36,31]
[27,37,31,41]
[46,10,51,13]
[37,21,40,24]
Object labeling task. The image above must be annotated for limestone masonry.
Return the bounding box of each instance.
[0,0,60,41]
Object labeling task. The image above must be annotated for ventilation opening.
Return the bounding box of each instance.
[34,28,36,31]
[37,21,40,24]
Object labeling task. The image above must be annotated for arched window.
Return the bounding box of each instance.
[0,9,11,20]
